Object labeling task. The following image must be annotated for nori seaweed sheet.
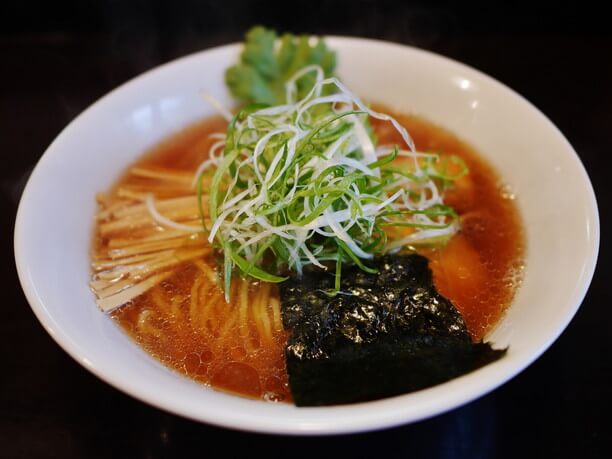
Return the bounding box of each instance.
[279,254,506,406]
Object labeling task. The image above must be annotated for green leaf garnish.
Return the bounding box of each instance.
[225,26,336,106]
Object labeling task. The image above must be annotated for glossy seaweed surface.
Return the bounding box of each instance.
[279,254,506,406]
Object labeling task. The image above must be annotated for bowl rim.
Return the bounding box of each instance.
[14,35,600,435]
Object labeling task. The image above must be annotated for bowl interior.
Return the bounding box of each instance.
[14,37,599,434]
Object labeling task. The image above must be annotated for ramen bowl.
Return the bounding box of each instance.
[14,37,599,434]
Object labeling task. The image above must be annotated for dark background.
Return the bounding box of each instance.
[2,1,610,458]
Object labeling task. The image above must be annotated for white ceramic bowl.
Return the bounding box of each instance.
[14,37,599,434]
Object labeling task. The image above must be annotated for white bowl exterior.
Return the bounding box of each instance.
[15,38,599,434]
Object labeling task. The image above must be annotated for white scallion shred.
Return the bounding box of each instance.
[145,194,203,232]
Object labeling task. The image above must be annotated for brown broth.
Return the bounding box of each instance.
[100,110,524,401]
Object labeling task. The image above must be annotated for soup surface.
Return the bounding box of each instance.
[94,110,524,402]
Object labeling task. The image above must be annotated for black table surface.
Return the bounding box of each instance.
[2,2,610,458]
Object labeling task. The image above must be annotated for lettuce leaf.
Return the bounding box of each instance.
[225,26,336,106]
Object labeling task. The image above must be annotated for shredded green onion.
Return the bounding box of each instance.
[196,66,467,299]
